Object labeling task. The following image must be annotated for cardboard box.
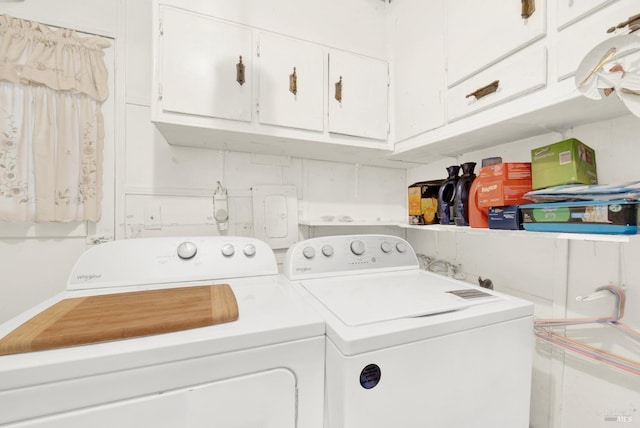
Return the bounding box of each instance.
[408,180,443,225]
[520,200,640,234]
[479,162,531,180]
[530,138,597,190]
[476,179,533,208]
[488,205,523,230]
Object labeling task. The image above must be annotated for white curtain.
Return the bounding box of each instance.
[0,15,109,222]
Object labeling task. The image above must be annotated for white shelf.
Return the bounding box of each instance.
[398,223,637,243]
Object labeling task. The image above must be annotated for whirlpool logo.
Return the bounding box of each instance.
[76,273,102,282]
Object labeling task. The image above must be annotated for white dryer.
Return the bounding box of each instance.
[284,234,534,428]
[0,237,324,428]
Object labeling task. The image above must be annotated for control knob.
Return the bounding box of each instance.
[396,242,408,253]
[322,245,334,257]
[350,240,366,256]
[243,244,256,257]
[177,241,197,260]
[303,246,316,259]
[221,243,235,257]
[380,242,392,253]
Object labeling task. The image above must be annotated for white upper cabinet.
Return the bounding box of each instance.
[328,50,389,141]
[158,6,253,122]
[390,0,446,142]
[258,33,324,132]
[556,0,617,29]
[446,0,546,86]
[151,2,395,166]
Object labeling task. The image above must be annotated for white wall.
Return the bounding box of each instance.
[406,114,640,428]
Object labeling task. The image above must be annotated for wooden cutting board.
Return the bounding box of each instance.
[0,284,238,356]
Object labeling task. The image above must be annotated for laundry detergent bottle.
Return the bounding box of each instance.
[468,177,488,228]
[454,162,477,226]
[437,165,460,225]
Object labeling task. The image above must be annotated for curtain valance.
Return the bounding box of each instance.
[0,14,110,101]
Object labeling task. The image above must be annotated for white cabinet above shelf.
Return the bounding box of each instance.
[389,79,629,164]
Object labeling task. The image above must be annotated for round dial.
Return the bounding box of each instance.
[380,242,392,253]
[350,240,366,256]
[396,242,408,253]
[177,241,197,260]
[243,244,256,257]
[302,246,316,259]
[321,245,334,257]
[221,243,235,257]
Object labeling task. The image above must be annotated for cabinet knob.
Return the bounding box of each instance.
[335,76,343,103]
[289,66,298,95]
[236,55,245,86]
[521,0,535,19]
[466,80,500,100]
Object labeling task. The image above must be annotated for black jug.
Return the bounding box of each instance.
[437,165,460,225]
[454,162,477,226]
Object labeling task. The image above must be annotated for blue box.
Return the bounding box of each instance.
[520,200,640,234]
[488,205,522,230]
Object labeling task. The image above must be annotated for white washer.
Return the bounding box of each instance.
[284,234,534,428]
[0,237,325,428]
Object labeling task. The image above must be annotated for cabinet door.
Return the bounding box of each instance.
[557,0,617,29]
[328,51,388,140]
[258,33,324,131]
[390,0,445,142]
[159,6,252,122]
[446,0,546,86]
[447,44,547,121]
[557,1,640,80]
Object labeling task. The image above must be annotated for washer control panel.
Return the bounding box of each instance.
[283,234,419,279]
[68,236,277,290]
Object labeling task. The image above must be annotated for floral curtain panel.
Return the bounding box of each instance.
[0,15,110,222]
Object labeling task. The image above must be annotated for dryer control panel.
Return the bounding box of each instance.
[283,235,419,280]
[68,237,277,290]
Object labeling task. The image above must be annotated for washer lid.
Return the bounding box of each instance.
[301,274,474,326]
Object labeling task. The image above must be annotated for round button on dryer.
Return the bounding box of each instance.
[243,244,256,257]
[321,245,334,257]
[350,240,366,256]
[221,243,235,257]
[396,242,408,253]
[302,246,316,259]
[177,241,197,260]
[380,242,392,253]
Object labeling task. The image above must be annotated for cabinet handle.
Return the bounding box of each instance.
[289,67,298,95]
[521,0,535,19]
[606,12,640,33]
[335,76,343,102]
[466,80,500,100]
[236,56,245,86]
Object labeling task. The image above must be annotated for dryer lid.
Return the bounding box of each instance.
[301,274,477,326]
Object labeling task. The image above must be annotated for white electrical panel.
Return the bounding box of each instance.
[252,185,298,249]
